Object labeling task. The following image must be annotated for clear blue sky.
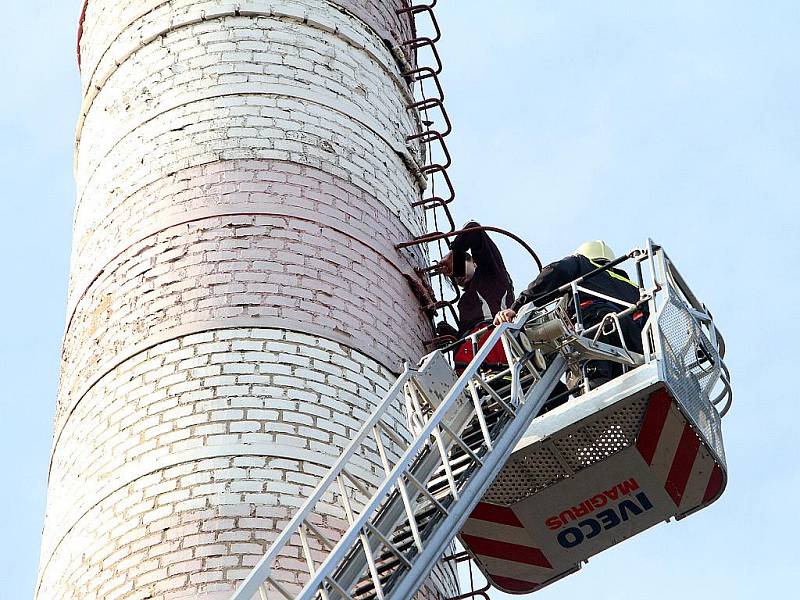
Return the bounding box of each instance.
[1,1,797,598]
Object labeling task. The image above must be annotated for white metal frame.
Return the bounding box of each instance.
[230,240,732,600]
[231,314,567,599]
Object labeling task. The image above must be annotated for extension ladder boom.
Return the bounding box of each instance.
[231,311,573,600]
[232,241,732,600]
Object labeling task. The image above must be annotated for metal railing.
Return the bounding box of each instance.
[647,244,731,465]
[509,241,731,417]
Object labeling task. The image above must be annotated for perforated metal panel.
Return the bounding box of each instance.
[658,285,726,466]
[482,444,566,505]
[554,397,648,471]
[484,397,647,505]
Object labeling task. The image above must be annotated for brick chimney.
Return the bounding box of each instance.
[36,1,456,598]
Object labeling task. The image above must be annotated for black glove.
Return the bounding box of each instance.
[435,321,459,338]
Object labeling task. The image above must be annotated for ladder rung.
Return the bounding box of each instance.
[352,549,412,599]
[437,421,483,467]
[232,301,569,600]
[305,520,336,551]
[373,425,425,554]
[376,419,408,449]
[363,523,413,569]
[358,531,385,600]
[427,461,473,497]
[341,467,372,500]
[388,508,440,546]
[405,472,449,516]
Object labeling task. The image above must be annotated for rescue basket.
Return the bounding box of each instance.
[457,243,731,594]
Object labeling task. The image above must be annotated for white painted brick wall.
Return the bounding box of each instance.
[66,159,427,341]
[78,0,415,93]
[37,1,456,598]
[40,331,411,599]
[73,5,425,248]
[58,214,431,428]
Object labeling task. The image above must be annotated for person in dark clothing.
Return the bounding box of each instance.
[495,240,648,389]
[436,221,515,370]
[439,221,515,336]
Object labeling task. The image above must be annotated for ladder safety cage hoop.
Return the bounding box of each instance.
[394,0,460,332]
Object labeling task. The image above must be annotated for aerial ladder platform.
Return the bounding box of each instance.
[230,241,732,600]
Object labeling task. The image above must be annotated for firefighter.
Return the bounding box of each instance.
[436,221,514,372]
[495,240,648,389]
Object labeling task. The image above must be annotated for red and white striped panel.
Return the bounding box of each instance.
[636,389,724,511]
[459,502,554,593]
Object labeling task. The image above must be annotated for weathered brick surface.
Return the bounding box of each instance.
[40,329,457,598]
[78,0,415,91]
[38,1,456,598]
[67,159,426,312]
[40,330,424,599]
[59,213,430,426]
[74,11,425,241]
[77,5,418,148]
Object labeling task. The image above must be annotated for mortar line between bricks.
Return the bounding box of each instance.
[77,81,423,182]
[63,202,427,348]
[51,319,404,482]
[75,133,424,254]
[76,85,425,203]
[79,0,410,98]
[37,442,378,596]
[76,0,419,151]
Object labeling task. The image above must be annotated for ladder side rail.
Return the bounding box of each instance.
[387,355,569,600]
[307,379,512,597]
[374,424,425,553]
[231,368,417,600]
[293,320,527,600]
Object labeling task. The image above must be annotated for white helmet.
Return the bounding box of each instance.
[575,240,615,262]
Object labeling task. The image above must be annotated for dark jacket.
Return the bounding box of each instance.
[511,254,645,322]
[451,222,515,337]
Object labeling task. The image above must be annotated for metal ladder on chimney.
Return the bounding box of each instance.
[229,303,622,600]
